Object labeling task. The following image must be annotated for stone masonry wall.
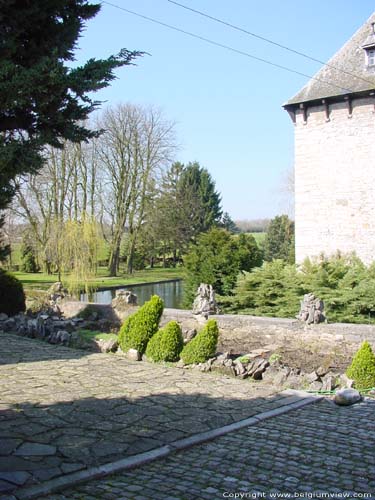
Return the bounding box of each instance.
[294,96,375,264]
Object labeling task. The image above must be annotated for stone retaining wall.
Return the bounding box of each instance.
[60,301,375,356]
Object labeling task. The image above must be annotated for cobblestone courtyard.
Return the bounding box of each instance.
[50,398,375,500]
[0,333,280,497]
[1,333,374,500]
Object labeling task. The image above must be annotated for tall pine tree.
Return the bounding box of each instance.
[0,0,142,258]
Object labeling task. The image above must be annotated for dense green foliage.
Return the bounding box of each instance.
[184,228,263,305]
[178,162,222,234]
[263,215,295,263]
[118,295,164,354]
[132,161,225,269]
[20,242,40,273]
[220,212,239,233]
[225,254,375,324]
[180,319,219,364]
[0,1,141,254]
[145,320,184,362]
[346,341,375,390]
[0,269,25,315]
[226,259,304,318]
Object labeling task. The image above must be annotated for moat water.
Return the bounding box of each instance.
[80,279,184,309]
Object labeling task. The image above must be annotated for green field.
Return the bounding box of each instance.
[249,232,266,244]
[13,266,185,291]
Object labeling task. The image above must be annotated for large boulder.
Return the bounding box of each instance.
[334,388,362,406]
[192,283,219,316]
[297,293,325,324]
[112,290,137,312]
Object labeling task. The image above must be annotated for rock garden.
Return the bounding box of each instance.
[2,281,375,400]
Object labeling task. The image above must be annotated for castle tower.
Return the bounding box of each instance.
[284,12,375,265]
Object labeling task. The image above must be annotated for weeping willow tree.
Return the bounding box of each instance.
[46,217,99,295]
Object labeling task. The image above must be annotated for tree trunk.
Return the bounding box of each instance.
[108,244,120,276]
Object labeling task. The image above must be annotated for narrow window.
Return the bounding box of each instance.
[367,49,375,66]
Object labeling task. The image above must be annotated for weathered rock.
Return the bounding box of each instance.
[214,352,230,363]
[96,338,118,353]
[0,313,8,321]
[58,331,71,346]
[234,361,246,376]
[339,373,354,388]
[47,282,68,306]
[309,380,323,391]
[247,358,267,377]
[334,388,362,406]
[126,349,142,361]
[192,283,219,316]
[297,293,325,324]
[321,374,337,392]
[316,365,329,377]
[112,290,137,311]
[3,318,16,332]
[252,359,270,380]
[183,328,197,343]
[306,371,320,383]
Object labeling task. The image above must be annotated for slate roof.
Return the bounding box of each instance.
[284,12,375,107]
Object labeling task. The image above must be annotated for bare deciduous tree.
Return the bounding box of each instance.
[97,103,176,276]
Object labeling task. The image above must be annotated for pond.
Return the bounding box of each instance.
[80,279,184,309]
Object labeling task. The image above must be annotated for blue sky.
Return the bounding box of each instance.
[75,1,375,219]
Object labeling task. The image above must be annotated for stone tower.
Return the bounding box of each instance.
[284,12,375,265]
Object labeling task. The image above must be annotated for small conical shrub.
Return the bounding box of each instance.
[180,319,219,365]
[346,341,375,391]
[119,295,164,355]
[146,321,184,362]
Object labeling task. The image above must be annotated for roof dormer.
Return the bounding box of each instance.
[362,22,375,69]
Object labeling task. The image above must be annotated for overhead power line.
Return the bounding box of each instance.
[102,1,354,94]
[167,0,375,88]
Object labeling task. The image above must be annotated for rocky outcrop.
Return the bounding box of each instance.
[112,290,137,311]
[297,293,326,324]
[192,284,219,316]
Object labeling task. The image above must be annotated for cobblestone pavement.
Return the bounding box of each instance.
[47,398,375,500]
[0,333,284,496]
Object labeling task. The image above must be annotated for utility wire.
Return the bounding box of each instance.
[167,0,375,88]
[101,1,354,94]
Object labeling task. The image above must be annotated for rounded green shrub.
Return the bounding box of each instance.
[180,319,219,364]
[118,295,164,354]
[346,340,375,391]
[0,269,26,316]
[146,321,184,362]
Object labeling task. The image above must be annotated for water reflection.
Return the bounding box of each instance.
[81,280,184,309]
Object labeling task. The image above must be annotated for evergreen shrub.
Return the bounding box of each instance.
[180,319,219,364]
[20,242,40,273]
[225,254,375,324]
[118,295,164,354]
[146,320,184,362]
[346,341,375,390]
[0,269,26,315]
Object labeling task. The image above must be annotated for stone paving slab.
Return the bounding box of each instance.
[42,398,375,500]
[0,333,284,496]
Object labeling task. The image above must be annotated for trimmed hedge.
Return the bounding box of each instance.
[146,320,184,362]
[0,269,26,316]
[346,341,375,391]
[180,319,219,364]
[118,295,164,354]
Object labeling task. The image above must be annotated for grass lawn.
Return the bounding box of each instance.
[249,232,266,244]
[76,330,118,342]
[13,266,185,291]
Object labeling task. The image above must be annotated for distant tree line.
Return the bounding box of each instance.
[5,102,230,280]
